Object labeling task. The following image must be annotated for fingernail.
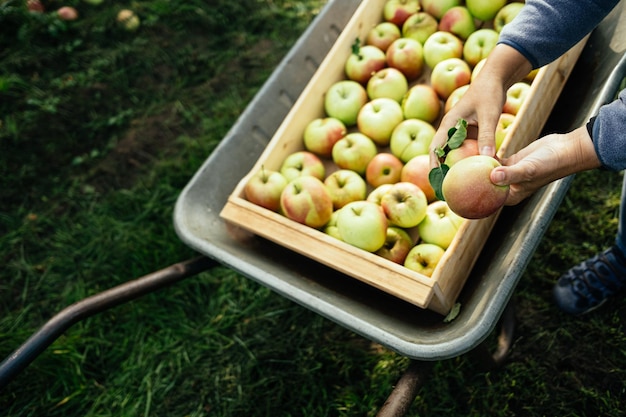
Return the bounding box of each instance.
[492,169,506,184]
[480,146,494,156]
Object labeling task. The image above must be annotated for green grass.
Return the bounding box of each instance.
[2,1,626,416]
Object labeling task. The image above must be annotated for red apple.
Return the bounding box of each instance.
[381,182,428,228]
[324,169,368,209]
[27,0,44,13]
[280,151,325,182]
[386,37,425,81]
[57,6,78,20]
[366,21,402,52]
[420,0,461,19]
[337,201,388,252]
[345,43,387,85]
[400,154,437,202]
[332,132,378,175]
[439,6,476,40]
[423,31,464,70]
[402,12,438,45]
[444,138,479,167]
[441,155,510,219]
[303,117,347,158]
[366,152,404,188]
[357,97,404,147]
[244,167,289,212]
[430,57,471,100]
[375,226,414,264]
[383,0,421,26]
[401,84,441,124]
[367,67,409,102]
[280,176,334,228]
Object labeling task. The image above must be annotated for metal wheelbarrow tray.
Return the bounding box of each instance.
[174,0,626,361]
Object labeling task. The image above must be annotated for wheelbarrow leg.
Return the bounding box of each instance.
[470,299,517,370]
[0,256,217,391]
[376,360,433,417]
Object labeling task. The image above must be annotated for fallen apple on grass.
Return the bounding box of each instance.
[337,201,388,252]
[324,169,368,209]
[381,182,428,228]
[375,226,414,264]
[404,243,445,277]
[280,176,334,229]
[244,167,289,212]
[117,9,140,31]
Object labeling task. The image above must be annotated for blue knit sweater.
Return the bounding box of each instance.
[498,0,625,171]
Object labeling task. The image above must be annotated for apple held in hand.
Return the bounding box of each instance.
[357,97,404,146]
[280,151,325,182]
[366,21,402,52]
[466,0,506,21]
[404,243,445,277]
[401,154,437,202]
[443,138,478,166]
[386,37,425,81]
[402,84,441,124]
[332,132,378,175]
[503,81,531,115]
[439,6,476,40]
[442,154,510,219]
[337,201,388,252]
[390,118,436,163]
[324,80,369,126]
[463,28,500,67]
[496,113,516,150]
[244,167,289,212]
[376,226,414,264]
[366,152,404,188]
[280,175,334,228]
[494,2,525,33]
[345,43,387,85]
[417,201,464,249]
[402,12,438,45]
[324,169,368,209]
[420,0,461,19]
[423,31,464,70]
[430,57,471,100]
[367,68,409,103]
[303,117,347,158]
[381,182,428,228]
[383,0,421,26]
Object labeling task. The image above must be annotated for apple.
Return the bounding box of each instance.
[401,154,437,202]
[324,169,368,209]
[324,80,368,126]
[389,118,436,163]
[357,97,404,147]
[244,167,289,212]
[494,2,525,32]
[417,201,464,249]
[383,0,421,26]
[366,152,404,188]
[404,243,445,277]
[337,201,388,252]
[280,151,325,182]
[441,154,510,219]
[280,175,334,228]
[367,184,394,205]
[367,67,409,103]
[430,57,471,100]
[402,12,438,45]
[381,182,428,228]
[57,6,78,20]
[444,84,469,113]
[401,84,441,124]
[466,0,507,21]
[303,117,346,158]
[345,43,387,85]
[444,138,479,166]
[117,9,140,31]
[471,58,487,82]
[525,68,540,83]
[27,0,44,13]
[420,0,461,19]
[376,226,414,264]
[423,31,464,70]
[332,132,378,175]
[366,21,402,52]
[503,81,531,115]
[463,28,500,68]
[438,6,476,40]
[385,37,425,81]
[323,209,342,240]
[495,113,516,151]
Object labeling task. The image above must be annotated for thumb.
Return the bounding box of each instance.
[490,166,509,186]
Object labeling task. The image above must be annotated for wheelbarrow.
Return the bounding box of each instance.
[2,1,626,415]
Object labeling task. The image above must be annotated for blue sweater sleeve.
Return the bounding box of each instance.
[590,89,626,171]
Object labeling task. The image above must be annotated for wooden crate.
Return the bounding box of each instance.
[220,0,587,315]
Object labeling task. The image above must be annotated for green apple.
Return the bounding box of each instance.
[386,37,425,81]
[367,67,409,103]
[83,0,104,4]
[442,155,510,219]
[367,183,394,205]
[438,6,476,40]
[417,200,464,249]
[444,84,469,113]
[376,226,414,264]
[402,12,438,45]
[494,2,525,32]
[444,138,478,167]
[303,117,346,158]
[366,21,402,52]
[324,80,368,126]
[503,81,531,115]
[356,97,404,147]
[280,151,325,182]
[365,152,404,188]
[463,28,500,67]
[430,57,471,100]
[401,84,442,124]
[466,0,507,21]
[389,118,436,163]
[383,0,421,26]
[280,175,334,228]
[400,154,437,202]
[495,113,516,150]
[117,9,140,31]
[420,0,461,19]
[324,169,368,209]
[332,132,378,175]
[423,31,464,70]
[337,201,388,252]
[381,182,428,228]
[404,243,445,277]
[323,209,342,240]
[345,44,387,85]
[244,167,289,212]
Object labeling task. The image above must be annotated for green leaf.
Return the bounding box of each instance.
[447,119,467,150]
[443,303,462,323]
[351,38,361,55]
[429,164,449,201]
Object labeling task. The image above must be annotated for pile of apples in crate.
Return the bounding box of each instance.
[244,0,531,277]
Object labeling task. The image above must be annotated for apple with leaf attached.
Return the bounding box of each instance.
[345,39,386,85]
